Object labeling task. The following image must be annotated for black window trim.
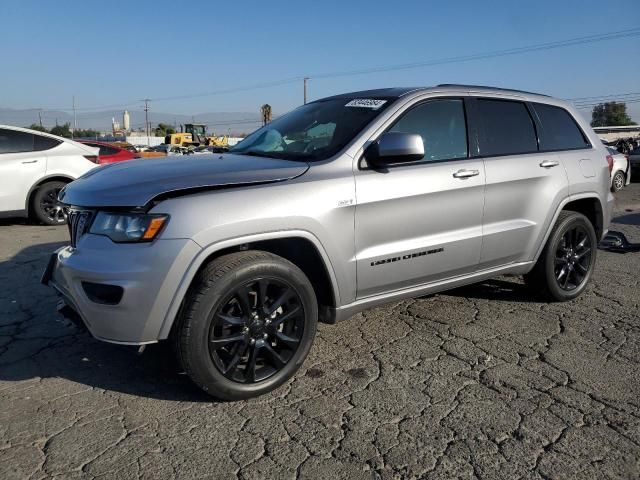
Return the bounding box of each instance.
[468,97,540,159]
[528,102,593,154]
[359,95,472,170]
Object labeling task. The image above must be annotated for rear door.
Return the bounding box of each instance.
[470,98,569,268]
[0,129,46,213]
[354,97,485,298]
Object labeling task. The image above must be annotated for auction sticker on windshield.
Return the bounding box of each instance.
[345,99,387,109]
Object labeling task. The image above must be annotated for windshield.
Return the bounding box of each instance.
[229,97,392,161]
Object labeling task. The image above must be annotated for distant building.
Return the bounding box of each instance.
[593,125,640,142]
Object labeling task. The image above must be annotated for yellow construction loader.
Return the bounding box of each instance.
[165,124,228,149]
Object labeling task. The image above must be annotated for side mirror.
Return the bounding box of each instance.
[364,132,424,167]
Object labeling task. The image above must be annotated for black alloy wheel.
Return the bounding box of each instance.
[554,225,592,291]
[175,250,318,400]
[209,277,305,383]
[32,181,68,225]
[524,211,597,301]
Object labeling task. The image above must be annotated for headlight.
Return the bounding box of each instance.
[89,212,169,243]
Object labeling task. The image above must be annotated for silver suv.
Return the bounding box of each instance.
[43,85,614,400]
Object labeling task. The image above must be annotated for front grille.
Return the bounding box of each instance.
[67,209,93,248]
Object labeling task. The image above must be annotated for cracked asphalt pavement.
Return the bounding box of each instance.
[1,185,639,480]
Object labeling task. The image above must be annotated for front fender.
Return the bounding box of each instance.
[156,229,341,340]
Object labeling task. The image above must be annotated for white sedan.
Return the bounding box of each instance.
[0,125,99,224]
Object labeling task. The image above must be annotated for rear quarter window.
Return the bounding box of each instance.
[532,103,590,151]
[101,146,121,156]
[33,134,62,151]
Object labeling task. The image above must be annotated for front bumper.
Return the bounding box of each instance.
[43,234,201,344]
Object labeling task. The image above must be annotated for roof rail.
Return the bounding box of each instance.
[436,84,549,97]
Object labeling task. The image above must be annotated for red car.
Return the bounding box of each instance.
[78,140,140,164]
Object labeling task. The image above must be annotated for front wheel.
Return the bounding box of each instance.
[524,211,597,301]
[175,251,318,400]
[31,181,67,225]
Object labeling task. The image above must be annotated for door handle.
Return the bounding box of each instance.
[453,169,479,178]
[539,160,559,168]
[21,160,38,164]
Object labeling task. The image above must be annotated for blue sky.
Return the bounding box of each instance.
[1,0,639,121]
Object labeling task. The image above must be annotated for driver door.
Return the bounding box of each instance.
[354,98,485,298]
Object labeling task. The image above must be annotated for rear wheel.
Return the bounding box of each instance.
[524,211,597,301]
[31,181,67,225]
[611,170,625,192]
[175,251,317,400]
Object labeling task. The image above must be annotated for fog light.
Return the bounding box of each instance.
[82,282,124,305]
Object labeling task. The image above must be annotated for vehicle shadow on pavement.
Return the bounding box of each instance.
[0,242,214,403]
[613,212,640,226]
[444,278,542,303]
[0,217,29,226]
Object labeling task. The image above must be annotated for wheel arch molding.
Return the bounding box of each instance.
[533,193,604,263]
[157,230,342,340]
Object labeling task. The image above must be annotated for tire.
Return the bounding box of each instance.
[175,250,318,400]
[611,170,625,192]
[31,181,67,225]
[524,211,597,301]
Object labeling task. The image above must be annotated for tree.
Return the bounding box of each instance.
[154,123,176,137]
[591,102,637,127]
[73,128,100,138]
[28,123,48,132]
[49,123,72,138]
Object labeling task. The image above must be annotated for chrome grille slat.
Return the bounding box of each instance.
[67,209,93,248]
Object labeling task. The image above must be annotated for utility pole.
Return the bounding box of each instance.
[72,96,77,139]
[38,110,43,129]
[303,77,310,104]
[142,99,151,145]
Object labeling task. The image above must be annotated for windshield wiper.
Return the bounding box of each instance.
[234,150,286,159]
[233,150,314,161]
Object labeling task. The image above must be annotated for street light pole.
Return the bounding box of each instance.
[303,77,310,104]
[72,96,77,139]
[142,98,151,146]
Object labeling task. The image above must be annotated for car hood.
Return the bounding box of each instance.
[59,153,309,208]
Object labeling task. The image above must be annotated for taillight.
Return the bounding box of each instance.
[84,155,99,164]
[606,154,614,173]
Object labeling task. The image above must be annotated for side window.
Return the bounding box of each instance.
[532,103,590,151]
[33,134,61,152]
[102,146,120,156]
[0,128,35,154]
[389,99,468,162]
[476,99,537,156]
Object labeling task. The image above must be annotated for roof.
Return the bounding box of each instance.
[314,84,551,102]
[312,87,423,101]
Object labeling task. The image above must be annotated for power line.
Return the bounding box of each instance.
[310,28,640,79]
[30,27,640,112]
[575,98,640,109]
[569,92,640,102]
